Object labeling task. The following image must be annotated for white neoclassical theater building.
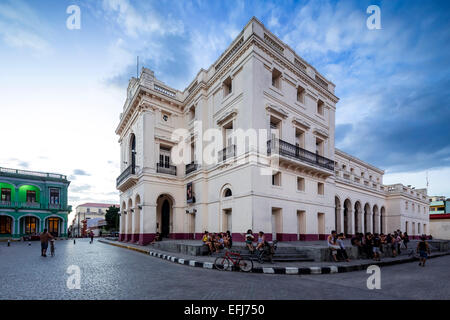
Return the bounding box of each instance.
[115,17,429,245]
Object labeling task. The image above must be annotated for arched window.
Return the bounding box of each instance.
[0,216,12,234]
[224,189,232,197]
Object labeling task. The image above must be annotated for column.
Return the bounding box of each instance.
[139,204,156,245]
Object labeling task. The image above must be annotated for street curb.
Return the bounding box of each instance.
[98,239,450,275]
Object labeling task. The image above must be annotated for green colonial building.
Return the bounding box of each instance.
[0,167,71,239]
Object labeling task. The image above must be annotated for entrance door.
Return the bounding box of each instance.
[48,218,59,237]
[161,200,170,238]
[222,209,232,232]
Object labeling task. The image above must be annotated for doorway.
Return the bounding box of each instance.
[161,200,170,238]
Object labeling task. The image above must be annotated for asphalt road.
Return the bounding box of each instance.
[0,239,449,300]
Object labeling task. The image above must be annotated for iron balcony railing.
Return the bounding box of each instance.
[267,139,334,171]
[218,145,236,162]
[157,163,177,176]
[0,201,70,210]
[185,162,198,175]
[116,165,135,187]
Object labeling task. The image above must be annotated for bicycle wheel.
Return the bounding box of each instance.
[238,258,253,272]
[214,256,231,271]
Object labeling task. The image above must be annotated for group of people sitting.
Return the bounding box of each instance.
[327,231,351,262]
[350,230,411,259]
[202,231,233,253]
[328,229,432,264]
[202,229,271,255]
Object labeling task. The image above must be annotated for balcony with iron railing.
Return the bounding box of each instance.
[157,163,177,176]
[218,145,236,162]
[116,165,136,188]
[185,162,198,175]
[267,139,334,172]
[0,201,70,211]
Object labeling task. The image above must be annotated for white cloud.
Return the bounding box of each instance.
[102,0,184,38]
[0,0,50,53]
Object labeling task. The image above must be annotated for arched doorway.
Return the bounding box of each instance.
[364,203,371,233]
[161,200,170,237]
[335,197,341,233]
[157,194,173,238]
[354,201,362,234]
[221,186,233,234]
[373,205,379,233]
[0,215,13,235]
[380,207,386,234]
[343,199,352,236]
[20,215,40,235]
[46,216,63,237]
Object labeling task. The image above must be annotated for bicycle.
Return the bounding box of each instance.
[214,249,253,272]
[256,240,278,264]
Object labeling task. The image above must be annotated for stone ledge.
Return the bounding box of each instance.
[98,239,450,276]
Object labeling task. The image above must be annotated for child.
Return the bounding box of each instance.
[417,236,431,267]
[256,231,266,251]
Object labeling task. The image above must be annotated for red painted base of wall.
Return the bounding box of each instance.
[118,234,124,241]
[130,234,139,243]
[169,233,195,240]
[139,233,156,245]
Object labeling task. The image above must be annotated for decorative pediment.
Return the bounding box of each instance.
[266,104,288,119]
[313,128,329,138]
[216,108,238,125]
[155,135,177,145]
[292,117,311,129]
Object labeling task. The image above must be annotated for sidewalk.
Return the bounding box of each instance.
[98,238,450,275]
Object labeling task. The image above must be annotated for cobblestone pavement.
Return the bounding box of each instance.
[1,239,449,300]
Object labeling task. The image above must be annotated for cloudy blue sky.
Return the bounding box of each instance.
[0,0,449,221]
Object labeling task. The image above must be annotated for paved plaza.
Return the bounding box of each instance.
[1,239,449,300]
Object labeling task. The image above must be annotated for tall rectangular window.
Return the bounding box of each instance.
[26,190,36,203]
[223,76,232,96]
[297,177,305,191]
[272,172,281,186]
[50,188,60,204]
[297,86,305,103]
[318,182,324,195]
[1,188,11,202]
[295,128,305,149]
[316,138,324,156]
[317,99,324,115]
[272,69,282,89]
[160,146,171,168]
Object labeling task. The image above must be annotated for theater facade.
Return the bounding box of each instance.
[0,167,71,239]
[115,17,429,245]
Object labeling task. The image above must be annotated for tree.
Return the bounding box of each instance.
[105,206,120,231]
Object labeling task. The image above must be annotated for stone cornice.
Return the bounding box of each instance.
[216,108,238,125]
[266,104,289,119]
[335,148,385,175]
[313,127,329,138]
[292,117,311,129]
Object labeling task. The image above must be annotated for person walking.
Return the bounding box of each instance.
[89,231,94,244]
[417,236,431,267]
[40,229,53,257]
